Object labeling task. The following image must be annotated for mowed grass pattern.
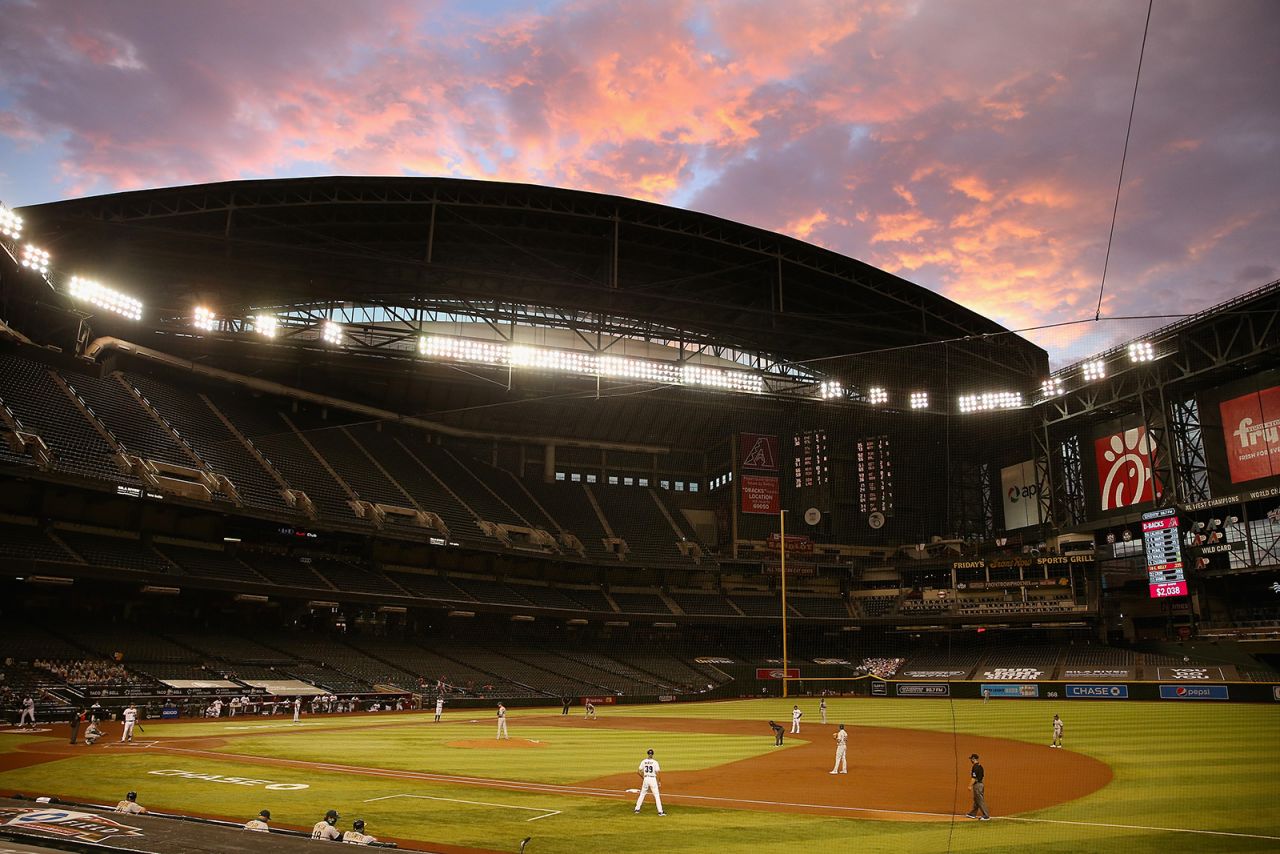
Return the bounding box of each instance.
[0,698,1276,853]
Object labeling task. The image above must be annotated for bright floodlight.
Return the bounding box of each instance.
[254,314,278,338]
[68,276,142,320]
[819,380,843,400]
[1041,377,1064,397]
[0,205,21,240]
[20,245,50,276]
[1082,360,1106,381]
[909,391,929,409]
[958,391,1024,413]
[193,306,216,332]
[419,333,764,395]
[1128,341,1155,363]
[321,320,343,345]
[867,386,888,405]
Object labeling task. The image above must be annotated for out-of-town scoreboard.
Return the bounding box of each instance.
[1142,508,1187,598]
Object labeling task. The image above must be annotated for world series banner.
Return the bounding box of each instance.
[1219,385,1280,483]
[741,475,780,514]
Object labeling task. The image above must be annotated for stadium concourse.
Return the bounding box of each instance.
[0,179,1278,851]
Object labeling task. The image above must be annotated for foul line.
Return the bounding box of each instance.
[365,793,559,822]
[150,747,1280,841]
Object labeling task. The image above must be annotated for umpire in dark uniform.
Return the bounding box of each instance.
[69,708,82,745]
[768,720,784,746]
[966,753,990,820]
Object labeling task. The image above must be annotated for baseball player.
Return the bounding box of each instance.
[769,720,784,746]
[1051,714,1064,748]
[311,809,342,840]
[342,819,377,844]
[819,697,827,724]
[18,696,35,729]
[293,697,301,724]
[791,705,802,734]
[120,703,138,743]
[966,753,990,820]
[585,700,597,720]
[982,689,991,704]
[435,695,444,722]
[243,810,271,832]
[829,723,848,774]
[634,748,665,815]
[496,703,509,739]
[561,696,571,716]
[69,708,82,744]
[83,720,103,745]
[114,792,147,814]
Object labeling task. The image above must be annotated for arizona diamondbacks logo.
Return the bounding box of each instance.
[742,436,776,469]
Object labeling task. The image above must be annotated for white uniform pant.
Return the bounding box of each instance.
[635,777,663,812]
[496,718,508,739]
[821,708,827,724]
[791,718,801,733]
[121,722,135,742]
[18,709,35,727]
[293,708,300,723]
[832,745,847,773]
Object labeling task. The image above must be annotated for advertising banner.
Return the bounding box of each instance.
[741,475,781,514]
[766,533,814,552]
[981,667,1045,680]
[1219,386,1280,483]
[900,669,970,680]
[739,434,779,470]
[870,680,888,696]
[1000,459,1044,529]
[581,696,617,705]
[1095,425,1160,512]
[1155,667,1226,681]
[1066,684,1130,699]
[895,683,950,697]
[981,684,1040,698]
[1159,685,1230,700]
[755,668,799,679]
[1062,669,1133,681]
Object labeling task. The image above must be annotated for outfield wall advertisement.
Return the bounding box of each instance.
[1066,684,1130,699]
[1159,685,1230,700]
[981,683,1039,698]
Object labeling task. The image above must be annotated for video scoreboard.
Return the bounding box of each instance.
[1141,508,1187,598]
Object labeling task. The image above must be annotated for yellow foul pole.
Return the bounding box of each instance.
[780,509,788,699]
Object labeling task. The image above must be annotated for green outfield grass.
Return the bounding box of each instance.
[1,698,1277,854]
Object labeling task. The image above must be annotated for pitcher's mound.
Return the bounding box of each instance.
[446,738,546,749]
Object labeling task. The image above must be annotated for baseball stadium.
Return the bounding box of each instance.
[0,177,1277,854]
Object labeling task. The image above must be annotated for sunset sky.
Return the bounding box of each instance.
[1,0,1276,364]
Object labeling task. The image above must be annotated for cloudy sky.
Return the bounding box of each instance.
[1,0,1276,363]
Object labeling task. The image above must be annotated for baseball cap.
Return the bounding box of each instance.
[325,809,340,821]
[126,792,137,801]
[353,819,365,830]
[646,749,654,756]
[258,810,271,820]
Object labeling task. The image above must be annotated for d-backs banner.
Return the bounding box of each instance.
[1219,385,1280,483]
[739,433,779,470]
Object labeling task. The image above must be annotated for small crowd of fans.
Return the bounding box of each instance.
[33,658,135,685]
[859,657,905,679]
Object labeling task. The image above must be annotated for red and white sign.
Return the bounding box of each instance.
[765,533,813,553]
[739,434,779,470]
[580,696,616,705]
[1150,580,1188,598]
[1095,426,1159,511]
[755,668,800,679]
[1220,386,1280,483]
[741,475,780,514]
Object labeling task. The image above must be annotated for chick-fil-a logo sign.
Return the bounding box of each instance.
[1095,426,1159,511]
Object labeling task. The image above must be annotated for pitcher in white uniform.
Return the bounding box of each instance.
[791,705,803,733]
[496,703,509,739]
[634,748,665,815]
[829,723,848,774]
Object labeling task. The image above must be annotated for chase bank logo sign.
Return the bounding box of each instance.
[1066,684,1129,699]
